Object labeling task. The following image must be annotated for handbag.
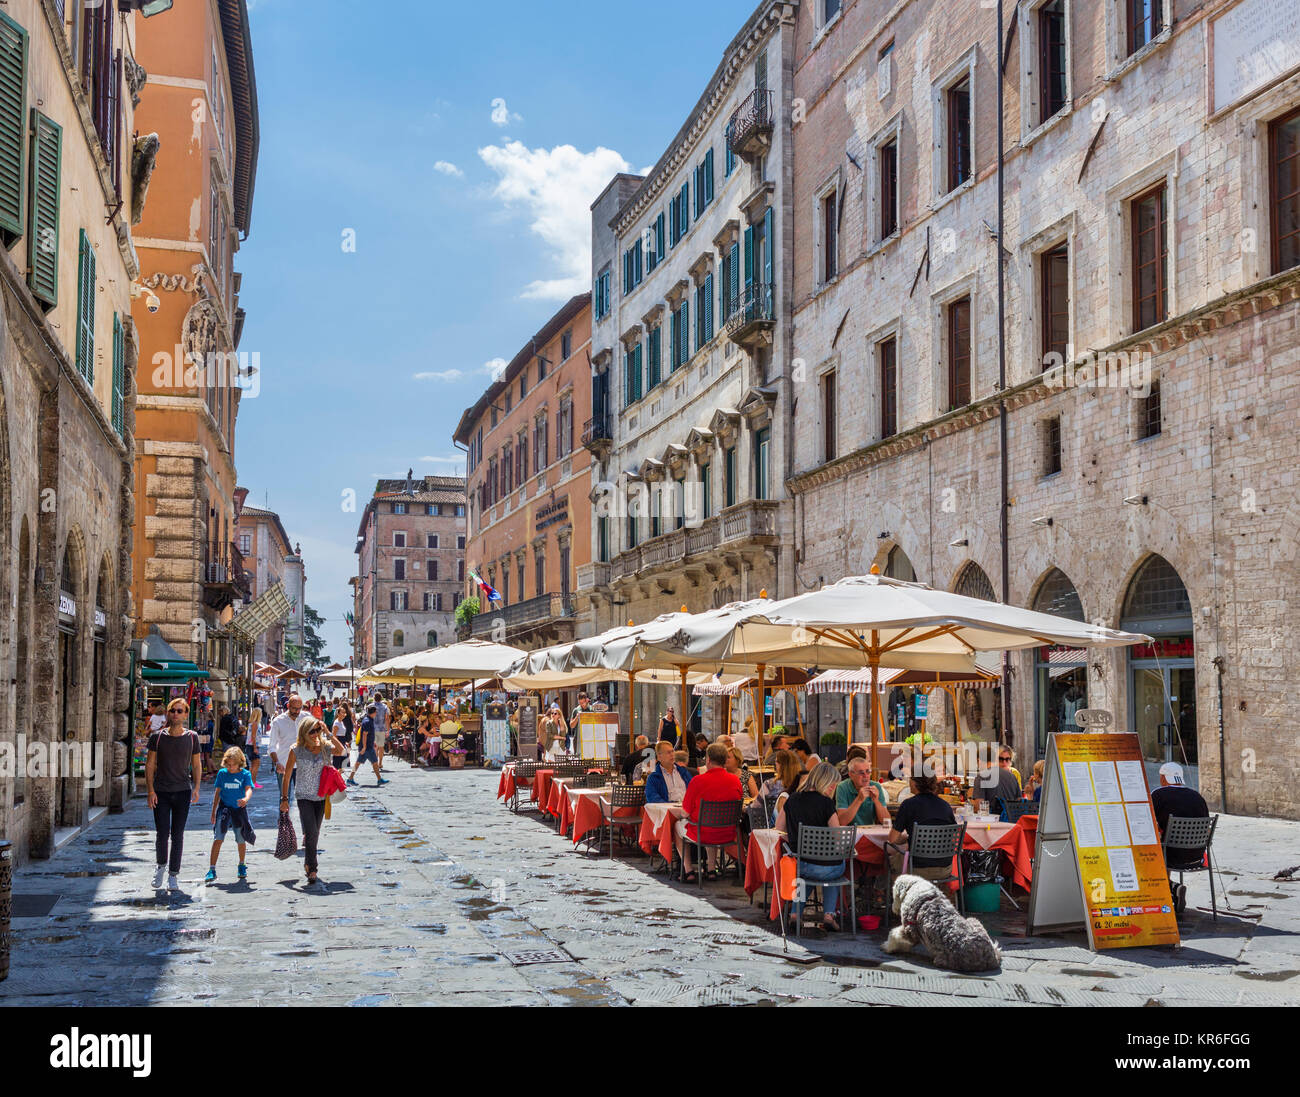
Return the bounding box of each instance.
[274,809,298,860]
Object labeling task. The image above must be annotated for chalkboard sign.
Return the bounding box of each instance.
[518,704,538,752]
[485,702,506,720]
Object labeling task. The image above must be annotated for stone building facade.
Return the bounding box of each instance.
[353,476,466,669]
[787,0,1300,817]
[579,0,801,740]
[129,0,258,706]
[234,496,294,664]
[1,1,147,862]
[456,294,594,653]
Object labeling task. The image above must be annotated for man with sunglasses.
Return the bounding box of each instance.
[977,745,1023,820]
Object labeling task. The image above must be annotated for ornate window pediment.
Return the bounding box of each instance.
[739,386,778,429]
[685,427,716,459]
[709,407,742,445]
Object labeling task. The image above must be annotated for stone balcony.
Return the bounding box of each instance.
[469,591,577,648]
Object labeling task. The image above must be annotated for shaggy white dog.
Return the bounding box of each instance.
[882,875,1002,972]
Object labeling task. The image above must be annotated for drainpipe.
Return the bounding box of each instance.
[996,0,1013,751]
[1213,655,1227,813]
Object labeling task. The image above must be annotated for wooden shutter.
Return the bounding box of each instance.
[679,182,689,238]
[681,300,690,363]
[0,13,28,242]
[112,313,125,437]
[27,109,61,309]
[743,225,755,290]
[763,207,774,286]
[704,272,714,341]
[76,229,96,382]
[729,242,741,313]
[704,149,715,205]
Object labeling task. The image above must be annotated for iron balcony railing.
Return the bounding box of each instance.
[727,89,775,157]
[581,414,612,450]
[725,282,777,338]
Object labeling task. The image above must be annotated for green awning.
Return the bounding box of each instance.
[141,660,208,684]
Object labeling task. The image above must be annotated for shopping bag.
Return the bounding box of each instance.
[778,854,799,903]
[274,810,298,860]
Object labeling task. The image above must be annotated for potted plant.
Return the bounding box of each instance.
[819,730,847,765]
[448,736,468,769]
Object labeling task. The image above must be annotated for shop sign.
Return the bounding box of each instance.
[914,694,928,721]
[94,608,107,634]
[58,591,76,619]
[1131,637,1194,660]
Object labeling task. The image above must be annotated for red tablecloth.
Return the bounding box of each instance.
[988,813,1037,890]
[569,793,641,847]
[532,768,555,807]
[497,768,514,801]
[638,803,684,862]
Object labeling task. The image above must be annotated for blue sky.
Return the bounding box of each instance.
[234,0,755,663]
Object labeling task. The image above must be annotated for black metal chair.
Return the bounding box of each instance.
[682,800,745,886]
[581,771,607,789]
[883,821,967,930]
[1163,815,1219,920]
[1004,799,1039,822]
[596,784,646,858]
[781,825,857,937]
[510,761,540,814]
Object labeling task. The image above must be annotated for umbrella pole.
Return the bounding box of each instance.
[847,693,854,749]
[869,638,880,783]
[679,666,690,759]
[627,671,636,744]
[756,663,766,761]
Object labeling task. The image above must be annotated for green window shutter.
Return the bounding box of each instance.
[681,300,690,363]
[634,343,643,401]
[0,13,28,242]
[704,149,715,205]
[112,313,125,437]
[763,206,775,286]
[27,108,61,308]
[624,349,633,406]
[704,272,714,341]
[743,225,755,289]
[730,242,741,312]
[656,213,665,261]
[679,182,689,238]
[76,229,96,382]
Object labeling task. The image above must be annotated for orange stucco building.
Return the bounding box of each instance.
[129,1,258,703]
[454,295,593,653]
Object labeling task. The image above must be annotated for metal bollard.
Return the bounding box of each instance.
[0,839,12,981]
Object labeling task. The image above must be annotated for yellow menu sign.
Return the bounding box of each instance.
[1028,733,1180,951]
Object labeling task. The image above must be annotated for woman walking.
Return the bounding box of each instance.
[332,702,354,770]
[246,704,264,789]
[145,698,203,891]
[281,717,344,886]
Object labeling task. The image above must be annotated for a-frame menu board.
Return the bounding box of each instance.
[1028,733,1180,951]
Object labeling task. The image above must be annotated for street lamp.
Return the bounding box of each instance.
[119,1,175,16]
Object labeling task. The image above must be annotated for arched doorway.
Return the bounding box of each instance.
[1032,568,1087,757]
[1122,555,1198,789]
[940,563,1001,743]
[92,557,112,809]
[56,546,84,828]
[884,544,916,582]
[15,519,32,808]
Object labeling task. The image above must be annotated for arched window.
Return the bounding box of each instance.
[1121,555,1191,635]
[393,630,405,649]
[885,545,916,582]
[954,561,996,601]
[1032,568,1084,621]
[426,631,437,649]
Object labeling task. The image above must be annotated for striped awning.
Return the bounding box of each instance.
[806,657,1002,695]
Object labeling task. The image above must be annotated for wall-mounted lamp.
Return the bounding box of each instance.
[949,537,969,548]
[878,531,891,541]
[1031,516,1054,528]
[1124,495,1149,506]
[119,0,175,16]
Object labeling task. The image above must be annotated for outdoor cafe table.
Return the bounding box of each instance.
[496,763,519,801]
[564,786,643,848]
[495,764,555,804]
[533,767,558,808]
[742,816,1037,921]
[638,801,687,862]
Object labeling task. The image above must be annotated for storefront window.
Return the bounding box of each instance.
[1032,569,1086,757]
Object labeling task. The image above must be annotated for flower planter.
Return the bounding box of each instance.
[448,753,466,770]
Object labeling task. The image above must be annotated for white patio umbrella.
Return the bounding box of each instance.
[368,639,526,683]
[641,570,1151,774]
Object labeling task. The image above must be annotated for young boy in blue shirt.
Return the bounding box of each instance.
[207,747,254,882]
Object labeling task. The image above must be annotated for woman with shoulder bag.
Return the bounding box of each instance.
[281,717,344,886]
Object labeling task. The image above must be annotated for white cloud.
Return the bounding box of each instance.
[434,160,464,178]
[413,369,464,382]
[479,141,630,300]
[484,358,508,380]
[421,455,466,465]
[491,97,522,128]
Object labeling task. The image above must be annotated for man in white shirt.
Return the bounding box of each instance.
[269,693,308,800]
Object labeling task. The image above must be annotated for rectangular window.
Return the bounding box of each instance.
[428,559,439,580]
[598,516,609,563]
[724,447,737,508]
[76,228,96,382]
[458,535,466,550]
[651,486,662,539]
[822,370,837,462]
[0,14,28,245]
[626,512,639,551]
[1038,0,1067,122]
[694,149,714,218]
[1131,183,1167,331]
[239,533,251,555]
[390,591,408,612]
[427,533,439,549]
[394,531,406,547]
[700,463,711,520]
[27,109,61,308]
[879,336,898,439]
[725,131,736,178]
[1270,107,1300,275]
[1139,381,1161,439]
[111,313,125,437]
[696,274,714,349]
[648,326,662,389]
[824,0,842,23]
[561,329,572,360]
[946,77,972,192]
[1044,416,1062,476]
[393,502,407,515]
[947,296,972,409]
[879,139,898,240]
[423,592,436,612]
[822,189,838,282]
[754,428,771,500]
[1041,243,1070,368]
[1126,0,1164,56]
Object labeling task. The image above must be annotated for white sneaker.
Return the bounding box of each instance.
[151,865,165,889]
[167,874,179,892]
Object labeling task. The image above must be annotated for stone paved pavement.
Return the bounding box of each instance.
[2,758,1298,1006]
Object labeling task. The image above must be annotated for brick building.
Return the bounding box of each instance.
[353,476,466,668]
[0,1,149,861]
[787,0,1300,817]
[456,295,594,653]
[579,0,800,739]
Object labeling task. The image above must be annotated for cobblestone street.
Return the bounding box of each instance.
[3,757,1298,1007]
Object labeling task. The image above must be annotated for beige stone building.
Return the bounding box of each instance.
[788,0,1300,817]
[1,1,149,861]
[579,0,800,740]
[234,493,295,665]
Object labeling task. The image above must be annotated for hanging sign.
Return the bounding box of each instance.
[1028,732,1179,951]
[914,694,929,721]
